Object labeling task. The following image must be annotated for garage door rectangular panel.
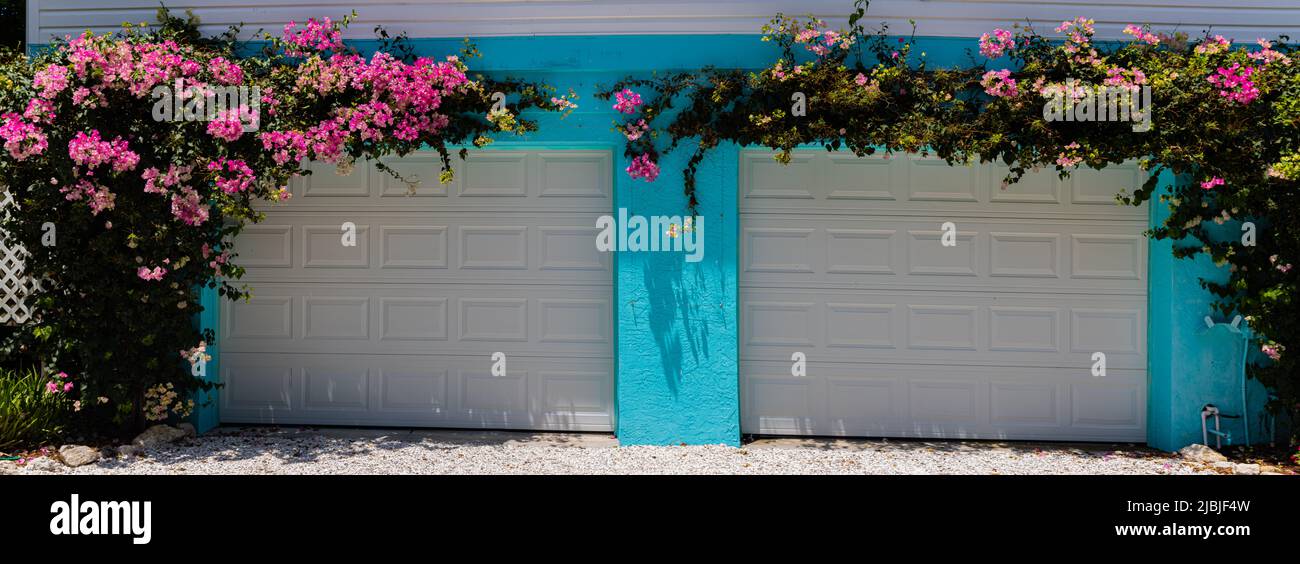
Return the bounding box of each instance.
[742,215,1145,294]
[237,212,610,285]
[221,352,613,431]
[743,361,1145,441]
[740,289,1144,370]
[740,149,1147,442]
[742,151,1146,222]
[265,151,611,213]
[223,150,613,431]
[221,283,611,358]
[380,226,447,269]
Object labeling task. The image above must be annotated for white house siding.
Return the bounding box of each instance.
[28,0,1300,45]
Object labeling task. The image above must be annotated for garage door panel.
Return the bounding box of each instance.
[741,151,1146,221]
[743,360,1145,441]
[741,288,1145,370]
[742,215,1146,293]
[741,149,1147,442]
[221,352,613,430]
[273,151,612,211]
[224,149,614,431]
[235,211,610,284]
[222,283,611,357]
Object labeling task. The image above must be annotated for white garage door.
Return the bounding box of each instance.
[221,149,614,431]
[740,151,1148,442]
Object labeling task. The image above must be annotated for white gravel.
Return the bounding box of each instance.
[4,427,1211,475]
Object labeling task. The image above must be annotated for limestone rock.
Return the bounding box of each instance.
[1178,443,1228,463]
[57,445,100,467]
[132,424,188,448]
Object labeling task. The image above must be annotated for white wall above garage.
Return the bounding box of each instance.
[27,0,1300,45]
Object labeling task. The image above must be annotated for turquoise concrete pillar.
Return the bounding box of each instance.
[613,141,741,446]
[190,285,220,433]
[1147,170,1271,450]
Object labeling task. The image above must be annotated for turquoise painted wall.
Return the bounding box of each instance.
[1147,172,1273,450]
[37,32,1270,449]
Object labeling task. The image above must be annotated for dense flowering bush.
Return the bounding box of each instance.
[0,9,574,434]
[598,0,1300,435]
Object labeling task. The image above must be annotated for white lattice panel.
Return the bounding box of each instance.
[0,190,35,325]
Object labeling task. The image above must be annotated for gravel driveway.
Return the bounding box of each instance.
[2,426,1213,475]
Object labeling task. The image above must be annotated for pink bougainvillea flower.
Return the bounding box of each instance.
[1207,64,1260,104]
[612,89,643,114]
[207,57,244,85]
[22,99,55,124]
[137,266,167,281]
[1122,25,1160,46]
[206,115,245,142]
[170,187,209,226]
[978,29,1015,58]
[32,64,70,99]
[206,157,257,193]
[626,154,659,182]
[1055,142,1083,168]
[67,130,139,173]
[0,113,48,160]
[1262,343,1284,361]
[282,18,345,56]
[1249,38,1293,66]
[1196,35,1232,55]
[980,69,1018,98]
[1201,176,1225,190]
[624,119,649,141]
[550,97,578,110]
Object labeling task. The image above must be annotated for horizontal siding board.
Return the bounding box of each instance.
[28,0,1300,44]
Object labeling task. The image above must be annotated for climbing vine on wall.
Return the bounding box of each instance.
[597,0,1299,431]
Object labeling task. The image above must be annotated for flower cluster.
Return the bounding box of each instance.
[282,18,345,57]
[612,89,643,114]
[1262,342,1284,362]
[142,382,195,422]
[1123,25,1161,46]
[206,157,256,193]
[623,119,649,141]
[789,19,855,57]
[0,113,48,160]
[137,265,167,281]
[1196,35,1232,55]
[205,107,250,142]
[67,130,139,173]
[978,29,1015,59]
[1056,142,1083,168]
[626,154,660,182]
[980,69,1018,98]
[1249,39,1292,66]
[1207,64,1260,104]
[44,372,74,395]
[1056,17,1100,65]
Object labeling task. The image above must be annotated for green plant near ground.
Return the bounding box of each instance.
[0,367,73,450]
